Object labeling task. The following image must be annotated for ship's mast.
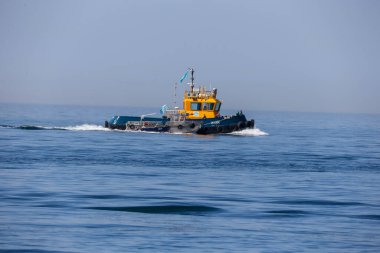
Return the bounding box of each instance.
[189,68,194,94]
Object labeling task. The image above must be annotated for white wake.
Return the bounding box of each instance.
[228,128,269,136]
[3,123,268,136]
[63,124,111,131]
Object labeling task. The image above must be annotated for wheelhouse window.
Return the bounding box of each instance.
[203,102,215,111]
[215,102,221,111]
[190,102,202,111]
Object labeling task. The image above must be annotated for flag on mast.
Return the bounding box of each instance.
[179,70,189,84]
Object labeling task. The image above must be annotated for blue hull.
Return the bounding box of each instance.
[105,112,254,134]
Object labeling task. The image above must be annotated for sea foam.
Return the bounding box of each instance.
[228,128,269,136]
[63,124,111,131]
[1,123,268,136]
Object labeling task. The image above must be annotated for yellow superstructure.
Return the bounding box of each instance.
[179,86,222,120]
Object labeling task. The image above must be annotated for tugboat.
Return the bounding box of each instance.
[105,68,254,134]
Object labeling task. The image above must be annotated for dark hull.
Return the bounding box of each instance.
[105,112,254,134]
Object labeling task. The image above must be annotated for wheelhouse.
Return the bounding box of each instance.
[181,87,222,119]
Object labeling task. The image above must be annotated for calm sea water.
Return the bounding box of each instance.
[1,103,380,252]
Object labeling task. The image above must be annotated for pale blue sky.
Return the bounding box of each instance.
[0,0,379,113]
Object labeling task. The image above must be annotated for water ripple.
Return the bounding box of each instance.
[264,209,311,217]
[0,250,71,253]
[351,214,380,221]
[272,199,369,206]
[87,205,222,215]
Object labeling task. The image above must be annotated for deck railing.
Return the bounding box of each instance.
[184,89,216,99]
[164,109,186,122]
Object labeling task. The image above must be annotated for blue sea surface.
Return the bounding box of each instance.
[0,104,380,252]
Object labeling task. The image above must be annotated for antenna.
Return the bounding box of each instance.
[173,82,177,107]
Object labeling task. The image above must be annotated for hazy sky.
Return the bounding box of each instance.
[0,0,379,113]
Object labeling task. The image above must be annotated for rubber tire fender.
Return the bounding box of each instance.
[238,121,246,129]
